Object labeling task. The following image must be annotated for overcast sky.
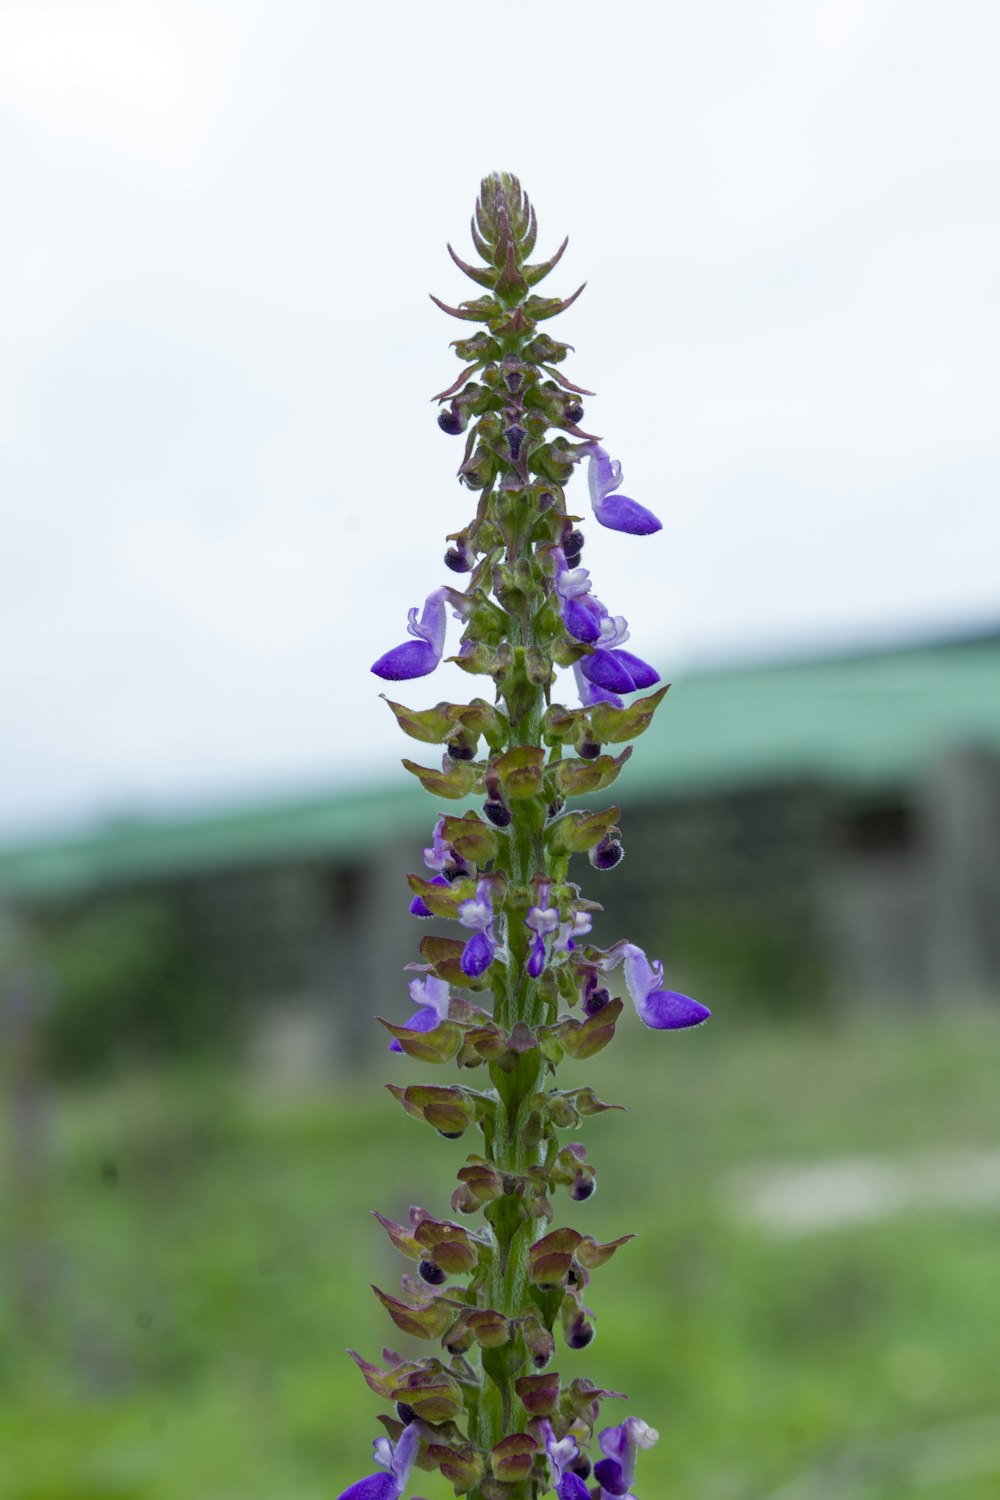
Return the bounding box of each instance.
[1,0,998,839]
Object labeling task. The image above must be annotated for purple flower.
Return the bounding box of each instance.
[371,587,451,681]
[540,1422,591,1500]
[593,1417,658,1499]
[572,662,624,710]
[408,819,469,917]
[586,446,662,536]
[337,1422,419,1500]
[458,880,497,976]
[389,974,452,1053]
[422,817,451,873]
[409,874,449,919]
[551,551,659,697]
[525,895,560,978]
[580,642,659,696]
[554,910,592,955]
[601,942,710,1030]
[554,549,604,645]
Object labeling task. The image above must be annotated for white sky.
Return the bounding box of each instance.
[1,0,998,838]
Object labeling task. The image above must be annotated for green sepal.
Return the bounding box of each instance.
[407,873,476,918]
[588,684,670,743]
[426,1442,485,1493]
[541,704,589,745]
[452,1156,503,1212]
[529,1227,583,1287]
[537,1027,565,1066]
[577,1233,635,1270]
[463,1021,509,1060]
[554,747,632,796]
[382,697,457,743]
[525,286,585,322]
[453,699,509,751]
[562,1376,628,1423]
[347,1348,402,1400]
[402,756,477,799]
[514,1370,561,1416]
[493,744,545,799]
[548,805,621,854]
[524,332,572,363]
[491,1433,538,1484]
[372,1209,421,1258]
[452,331,500,361]
[420,935,490,989]
[557,997,623,1059]
[452,641,500,676]
[439,811,498,866]
[386,1081,488,1135]
[377,1017,463,1064]
[467,1308,510,1348]
[371,1285,456,1341]
[414,1226,482,1276]
[574,1086,625,1117]
[394,1372,465,1424]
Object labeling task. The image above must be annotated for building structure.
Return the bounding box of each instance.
[2,630,998,1070]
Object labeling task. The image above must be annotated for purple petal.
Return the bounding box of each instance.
[562,595,602,644]
[580,650,637,694]
[594,492,662,535]
[636,988,711,1030]
[610,649,659,689]
[390,1422,421,1487]
[409,874,449,918]
[593,1457,627,1496]
[371,639,439,681]
[527,933,546,978]
[388,1004,442,1052]
[461,931,495,977]
[598,1421,631,1470]
[559,1477,592,1500]
[336,1474,399,1500]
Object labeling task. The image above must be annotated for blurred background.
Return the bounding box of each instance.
[1,2,999,1497]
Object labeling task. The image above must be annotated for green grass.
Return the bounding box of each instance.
[2,1011,999,1500]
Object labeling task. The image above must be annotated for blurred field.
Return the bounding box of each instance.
[2,1011,1000,1500]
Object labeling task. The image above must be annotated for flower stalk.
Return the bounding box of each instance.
[341,174,709,1500]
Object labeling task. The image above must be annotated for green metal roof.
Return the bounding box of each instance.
[2,633,998,903]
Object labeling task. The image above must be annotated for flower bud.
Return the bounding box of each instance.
[570,1171,596,1202]
[418,1259,446,1285]
[522,1317,556,1369]
[564,1310,594,1349]
[589,833,624,870]
[444,533,473,572]
[483,797,512,828]
[584,987,610,1016]
[395,1402,417,1425]
[438,405,467,435]
[562,527,584,564]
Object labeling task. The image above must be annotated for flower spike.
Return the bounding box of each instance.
[344,173,711,1499]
